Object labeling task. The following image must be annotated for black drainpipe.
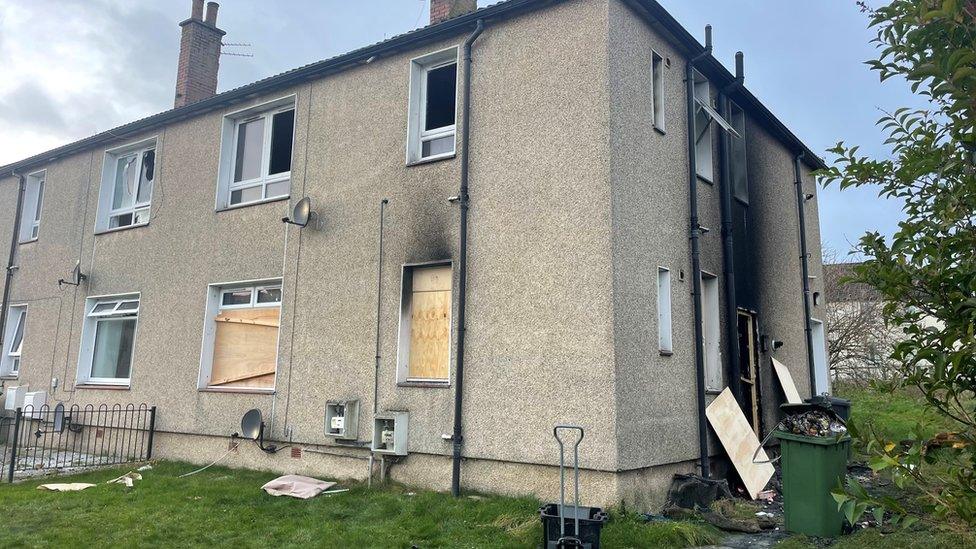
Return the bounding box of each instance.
[793,153,817,395]
[0,174,27,352]
[685,25,712,479]
[717,53,744,408]
[451,18,485,498]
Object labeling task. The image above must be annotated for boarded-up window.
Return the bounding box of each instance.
[399,264,451,382]
[209,285,281,389]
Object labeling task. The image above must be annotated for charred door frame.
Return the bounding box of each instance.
[735,309,763,435]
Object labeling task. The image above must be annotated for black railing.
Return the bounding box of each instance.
[1,403,156,482]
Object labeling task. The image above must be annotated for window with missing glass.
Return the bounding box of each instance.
[217,98,295,209]
[19,172,44,242]
[2,306,26,377]
[407,47,458,164]
[78,296,140,385]
[729,101,748,204]
[96,139,156,233]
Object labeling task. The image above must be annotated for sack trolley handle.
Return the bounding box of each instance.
[554,424,584,541]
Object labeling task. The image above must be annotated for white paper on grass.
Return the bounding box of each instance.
[705,388,775,500]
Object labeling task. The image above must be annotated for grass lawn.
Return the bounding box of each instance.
[0,461,720,549]
[772,382,976,548]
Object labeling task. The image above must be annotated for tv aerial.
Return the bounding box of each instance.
[240,408,280,453]
[282,197,316,228]
[58,261,88,288]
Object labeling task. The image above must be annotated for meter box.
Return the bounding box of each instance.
[325,400,360,440]
[23,391,48,418]
[371,411,408,456]
[4,385,28,411]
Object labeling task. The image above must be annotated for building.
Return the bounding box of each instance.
[0,0,828,508]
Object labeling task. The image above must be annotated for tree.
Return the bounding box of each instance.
[819,0,976,525]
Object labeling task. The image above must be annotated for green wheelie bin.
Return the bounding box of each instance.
[774,430,851,538]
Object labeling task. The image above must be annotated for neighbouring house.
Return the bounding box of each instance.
[0,0,829,508]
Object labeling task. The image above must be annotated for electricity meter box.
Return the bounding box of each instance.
[24,391,48,418]
[325,399,360,440]
[4,385,28,411]
[371,411,408,456]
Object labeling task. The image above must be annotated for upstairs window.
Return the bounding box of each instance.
[19,171,44,242]
[729,101,748,204]
[199,281,282,391]
[693,71,714,182]
[651,51,666,132]
[217,97,295,209]
[78,295,140,386]
[97,140,156,232]
[2,306,26,377]
[407,47,458,164]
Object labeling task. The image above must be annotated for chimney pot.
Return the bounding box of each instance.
[190,0,204,20]
[205,2,219,25]
[429,0,477,26]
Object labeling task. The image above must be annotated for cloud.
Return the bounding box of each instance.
[0,82,69,133]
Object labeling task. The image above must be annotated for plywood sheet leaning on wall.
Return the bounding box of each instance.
[705,388,775,499]
[211,307,280,388]
[772,358,802,404]
[408,265,451,380]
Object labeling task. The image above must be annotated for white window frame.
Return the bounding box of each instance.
[701,271,722,392]
[19,171,45,243]
[651,51,666,132]
[406,46,459,165]
[729,101,748,204]
[693,71,714,183]
[216,96,296,210]
[197,278,283,392]
[811,318,830,395]
[1,305,27,377]
[657,267,672,354]
[77,293,141,386]
[96,137,157,233]
[396,261,453,385]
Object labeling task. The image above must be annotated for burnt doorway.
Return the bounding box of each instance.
[736,310,761,435]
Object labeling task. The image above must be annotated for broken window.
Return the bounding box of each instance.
[701,272,722,391]
[2,306,26,376]
[651,51,665,131]
[79,296,140,385]
[729,102,748,204]
[397,264,452,383]
[109,147,155,229]
[19,172,44,242]
[658,267,672,353]
[693,72,714,182]
[204,283,282,390]
[223,99,295,208]
[408,48,458,163]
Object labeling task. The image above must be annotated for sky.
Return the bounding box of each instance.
[0,0,919,257]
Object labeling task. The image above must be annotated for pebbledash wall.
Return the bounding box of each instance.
[0,0,824,508]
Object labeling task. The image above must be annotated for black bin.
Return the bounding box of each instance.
[805,395,851,422]
[540,503,608,549]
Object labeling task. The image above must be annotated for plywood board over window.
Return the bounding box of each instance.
[203,284,282,390]
[401,264,452,382]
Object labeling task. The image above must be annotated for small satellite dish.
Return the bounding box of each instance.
[239,408,279,453]
[58,260,88,288]
[282,197,313,228]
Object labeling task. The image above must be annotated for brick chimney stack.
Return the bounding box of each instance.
[174,0,226,108]
[430,0,477,25]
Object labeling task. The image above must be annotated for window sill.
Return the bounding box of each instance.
[406,153,456,167]
[653,125,666,136]
[199,386,276,395]
[95,221,150,236]
[697,174,714,186]
[705,388,723,395]
[659,350,674,357]
[75,383,131,390]
[397,381,451,389]
[0,375,18,381]
[217,195,290,213]
[18,238,38,245]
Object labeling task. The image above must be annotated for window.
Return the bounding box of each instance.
[729,101,748,203]
[407,47,458,164]
[693,71,714,182]
[2,306,26,376]
[19,172,44,242]
[811,318,829,395]
[97,140,155,232]
[700,272,722,391]
[217,97,295,209]
[78,296,140,385]
[199,281,282,391]
[397,263,452,383]
[651,51,665,131]
[658,268,672,353]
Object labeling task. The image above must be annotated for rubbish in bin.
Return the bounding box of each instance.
[540,425,608,549]
[780,403,847,438]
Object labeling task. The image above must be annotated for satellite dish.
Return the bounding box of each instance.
[282,197,313,228]
[239,408,279,453]
[58,261,88,287]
